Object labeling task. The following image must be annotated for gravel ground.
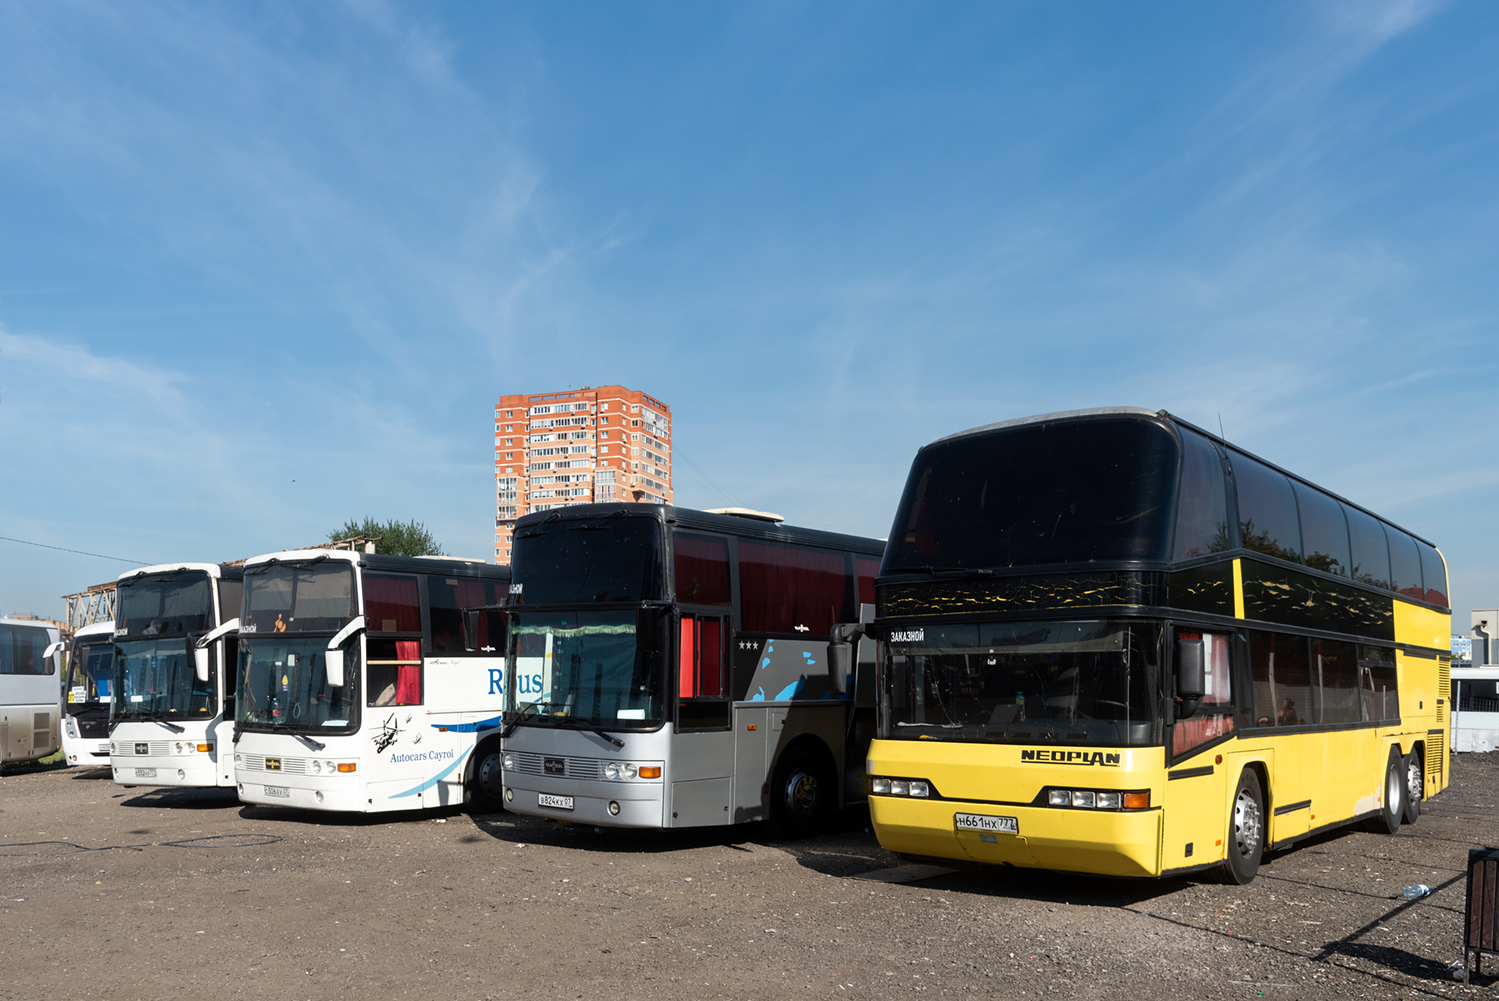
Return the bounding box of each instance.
[2,753,1497,1001]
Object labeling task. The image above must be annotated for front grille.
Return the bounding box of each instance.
[509,750,602,780]
[239,755,306,774]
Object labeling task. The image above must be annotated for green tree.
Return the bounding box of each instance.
[328,518,446,558]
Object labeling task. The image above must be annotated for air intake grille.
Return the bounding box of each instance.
[508,750,603,780]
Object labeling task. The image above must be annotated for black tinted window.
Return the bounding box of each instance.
[1345,505,1390,589]
[1387,528,1423,600]
[1232,457,1301,563]
[116,573,214,637]
[1418,543,1448,607]
[512,517,664,604]
[885,418,1177,572]
[1172,430,1231,560]
[1294,482,1349,577]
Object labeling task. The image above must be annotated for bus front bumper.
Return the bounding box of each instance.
[504,773,665,828]
[870,795,1163,877]
[235,770,366,812]
[111,755,219,788]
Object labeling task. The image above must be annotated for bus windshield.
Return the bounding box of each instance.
[512,516,664,605]
[507,609,666,728]
[881,619,1161,746]
[66,641,115,703]
[243,561,357,634]
[112,637,214,719]
[237,636,358,731]
[116,571,213,638]
[884,418,1178,572]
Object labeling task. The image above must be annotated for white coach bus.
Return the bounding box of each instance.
[231,550,510,813]
[109,564,243,788]
[1,618,64,766]
[61,619,116,766]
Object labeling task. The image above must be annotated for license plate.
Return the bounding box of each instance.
[955,813,1018,834]
[264,785,290,798]
[537,793,574,810]
[135,767,157,778]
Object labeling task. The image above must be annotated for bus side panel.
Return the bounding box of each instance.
[732,705,769,823]
[1392,601,1451,797]
[1160,750,1228,871]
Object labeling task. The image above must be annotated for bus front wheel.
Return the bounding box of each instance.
[1365,747,1404,835]
[469,742,505,814]
[767,746,832,839]
[1220,770,1265,885]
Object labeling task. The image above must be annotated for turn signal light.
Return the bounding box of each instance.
[1123,791,1150,809]
[197,743,213,753]
[638,766,662,779]
[337,763,357,773]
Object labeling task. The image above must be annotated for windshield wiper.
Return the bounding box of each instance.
[551,716,626,748]
[293,733,325,751]
[500,702,544,739]
[144,717,186,733]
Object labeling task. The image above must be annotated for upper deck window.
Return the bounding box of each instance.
[1345,505,1391,589]
[513,516,664,605]
[672,533,731,606]
[884,418,1177,572]
[116,572,214,637]
[1172,430,1231,560]
[1230,456,1302,564]
[243,562,356,633]
[1294,481,1350,577]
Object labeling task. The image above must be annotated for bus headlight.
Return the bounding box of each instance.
[622,763,638,780]
[604,762,620,780]
[502,752,517,771]
[870,775,937,798]
[311,761,323,775]
[1045,788,1150,810]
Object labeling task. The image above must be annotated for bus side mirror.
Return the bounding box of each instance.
[1176,636,1205,717]
[194,646,211,683]
[325,615,366,689]
[326,648,345,689]
[44,641,64,660]
[194,618,241,685]
[828,623,865,695]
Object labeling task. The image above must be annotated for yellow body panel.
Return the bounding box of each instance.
[868,557,1451,878]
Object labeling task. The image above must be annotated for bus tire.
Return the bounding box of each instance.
[767,745,832,839]
[1401,749,1423,825]
[1220,769,1265,885]
[1364,747,1404,835]
[468,740,505,814]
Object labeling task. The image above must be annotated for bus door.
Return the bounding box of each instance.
[1162,629,1236,872]
[672,612,733,826]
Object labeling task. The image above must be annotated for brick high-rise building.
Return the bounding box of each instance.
[494,385,672,563]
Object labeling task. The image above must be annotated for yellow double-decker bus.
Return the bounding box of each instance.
[854,408,1450,883]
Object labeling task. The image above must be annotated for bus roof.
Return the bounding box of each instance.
[924,407,1440,550]
[241,548,510,579]
[514,503,885,556]
[72,620,115,640]
[117,562,242,582]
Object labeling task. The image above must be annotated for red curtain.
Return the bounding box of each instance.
[395,639,422,704]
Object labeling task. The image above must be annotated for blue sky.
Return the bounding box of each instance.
[2,0,1496,624]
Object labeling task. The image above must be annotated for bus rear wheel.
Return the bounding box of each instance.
[767,746,832,839]
[1364,747,1404,835]
[1220,770,1264,885]
[1401,749,1423,825]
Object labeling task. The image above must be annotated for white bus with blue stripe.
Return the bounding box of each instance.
[231,550,510,813]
